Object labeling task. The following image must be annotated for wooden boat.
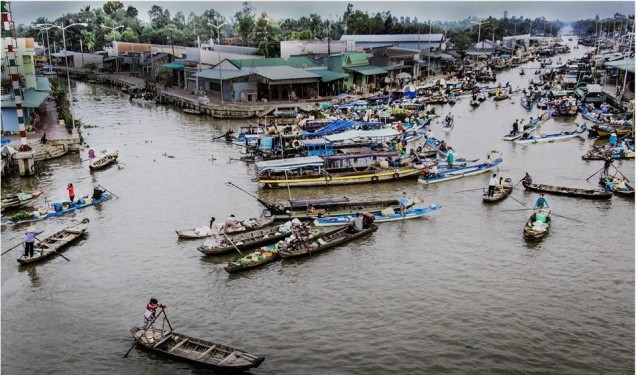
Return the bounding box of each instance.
[312,204,442,226]
[224,228,326,273]
[493,93,510,101]
[418,158,503,185]
[197,222,309,255]
[265,197,415,221]
[10,192,112,224]
[17,219,90,265]
[469,99,480,107]
[524,209,551,240]
[182,108,202,115]
[176,217,275,239]
[1,189,44,211]
[593,123,633,137]
[482,178,513,203]
[514,124,587,144]
[89,150,119,170]
[130,327,264,371]
[599,177,635,197]
[502,118,541,141]
[256,156,423,188]
[131,96,156,105]
[278,224,378,259]
[520,98,533,110]
[581,147,635,160]
[522,181,612,199]
[441,117,454,133]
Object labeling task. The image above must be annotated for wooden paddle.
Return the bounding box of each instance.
[223,231,243,256]
[98,185,119,199]
[549,212,583,223]
[585,166,605,181]
[501,189,527,207]
[611,165,630,182]
[3,234,44,256]
[123,308,167,358]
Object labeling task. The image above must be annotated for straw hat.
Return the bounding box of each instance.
[27,225,36,232]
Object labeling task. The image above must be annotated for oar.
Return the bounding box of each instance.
[1,241,26,256]
[222,231,243,256]
[550,212,583,223]
[502,208,534,212]
[52,247,70,261]
[585,166,605,181]
[502,190,527,207]
[452,188,483,193]
[123,308,166,358]
[160,307,173,332]
[98,185,119,199]
[611,165,630,182]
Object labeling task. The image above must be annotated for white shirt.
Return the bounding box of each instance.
[488,177,498,186]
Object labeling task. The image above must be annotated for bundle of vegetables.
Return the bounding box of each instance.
[10,211,36,222]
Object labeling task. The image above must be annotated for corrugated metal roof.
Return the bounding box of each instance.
[605,58,635,73]
[340,34,444,43]
[195,69,250,80]
[346,53,369,66]
[305,68,349,82]
[1,89,49,108]
[256,156,324,170]
[287,56,317,68]
[244,66,321,81]
[231,58,287,68]
[36,77,51,92]
[345,65,388,75]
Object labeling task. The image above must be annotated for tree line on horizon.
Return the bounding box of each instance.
[15,1,633,58]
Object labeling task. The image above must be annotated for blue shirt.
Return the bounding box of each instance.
[399,196,408,207]
[535,197,549,208]
[25,230,43,243]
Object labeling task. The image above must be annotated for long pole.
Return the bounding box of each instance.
[45,28,52,71]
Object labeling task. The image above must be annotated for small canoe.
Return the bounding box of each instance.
[89,150,119,170]
[599,177,635,197]
[441,118,454,133]
[418,158,503,185]
[279,224,378,259]
[17,218,90,265]
[183,108,202,115]
[482,178,514,203]
[10,193,112,224]
[224,229,327,273]
[197,222,306,255]
[1,189,44,211]
[524,209,551,240]
[515,124,587,144]
[130,327,264,371]
[522,181,612,199]
[176,217,275,239]
[312,204,442,226]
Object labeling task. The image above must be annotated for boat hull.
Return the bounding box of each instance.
[522,182,612,199]
[259,168,422,188]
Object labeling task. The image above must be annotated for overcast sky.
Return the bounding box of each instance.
[9,0,635,26]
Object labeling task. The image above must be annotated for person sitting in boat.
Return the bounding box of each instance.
[40,133,47,145]
[224,214,239,232]
[522,172,533,185]
[92,186,105,200]
[520,131,531,140]
[439,141,448,152]
[144,298,166,340]
[534,194,549,209]
[362,212,375,229]
[349,213,364,233]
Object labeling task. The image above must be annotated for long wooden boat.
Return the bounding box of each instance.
[1,189,44,211]
[514,124,587,144]
[279,224,378,259]
[197,222,308,255]
[312,204,442,226]
[176,217,275,239]
[418,158,503,185]
[89,150,119,170]
[520,98,533,110]
[599,177,635,197]
[524,209,551,240]
[592,123,633,137]
[581,148,635,160]
[130,327,264,371]
[10,193,112,224]
[17,219,90,265]
[224,228,327,273]
[482,178,513,203]
[522,181,612,199]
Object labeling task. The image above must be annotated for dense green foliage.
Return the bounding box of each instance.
[16,1,619,57]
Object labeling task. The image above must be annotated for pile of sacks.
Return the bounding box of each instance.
[276,218,301,235]
[194,226,211,236]
[243,218,258,229]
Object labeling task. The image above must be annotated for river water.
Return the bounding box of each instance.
[2,38,634,374]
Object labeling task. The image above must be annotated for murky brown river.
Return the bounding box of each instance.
[2,39,633,374]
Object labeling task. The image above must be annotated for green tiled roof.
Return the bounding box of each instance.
[605,59,635,74]
[286,56,317,68]
[346,53,369,67]
[345,65,388,75]
[230,58,287,68]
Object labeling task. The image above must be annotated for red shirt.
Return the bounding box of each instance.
[67,186,75,197]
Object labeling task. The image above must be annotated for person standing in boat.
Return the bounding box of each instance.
[23,225,43,258]
[534,194,549,209]
[446,150,454,169]
[399,192,408,215]
[602,157,613,177]
[487,174,498,197]
[510,119,519,136]
[209,217,221,247]
[143,298,166,339]
[66,183,75,203]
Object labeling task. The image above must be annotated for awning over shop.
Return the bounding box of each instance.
[161,62,184,69]
[604,59,635,73]
[1,89,49,108]
[346,65,388,75]
[305,68,349,82]
[36,77,51,92]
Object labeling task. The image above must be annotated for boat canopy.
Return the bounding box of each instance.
[256,156,324,172]
[289,196,349,208]
[325,128,400,142]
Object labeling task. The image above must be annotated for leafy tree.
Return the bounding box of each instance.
[120,28,139,43]
[125,6,138,19]
[82,30,95,52]
[103,1,124,15]
[234,2,255,45]
[148,5,171,29]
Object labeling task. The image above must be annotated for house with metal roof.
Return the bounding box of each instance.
[318,52,387,94]
[466,40,514,57]
[339,34,446,50]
